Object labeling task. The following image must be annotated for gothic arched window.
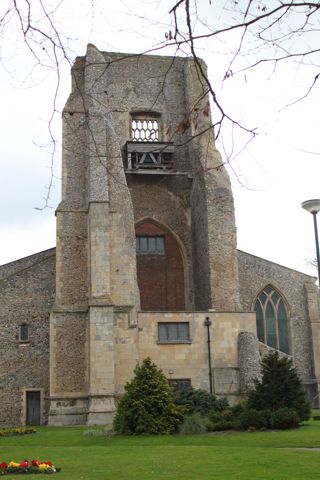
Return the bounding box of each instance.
[254,285,289,354]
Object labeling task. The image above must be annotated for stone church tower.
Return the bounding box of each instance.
[1,45,319,428]
[46,45,320,425]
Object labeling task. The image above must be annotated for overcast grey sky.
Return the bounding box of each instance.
[0,0,319,279]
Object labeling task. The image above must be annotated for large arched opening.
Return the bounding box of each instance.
[135,221,185,311]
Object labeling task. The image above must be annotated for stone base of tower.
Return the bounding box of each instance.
[48,395,117,425]
[48,397,88,426]
[87,395,117,425]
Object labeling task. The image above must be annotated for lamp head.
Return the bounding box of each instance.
[204,317,211,327]
[301,199,320,215]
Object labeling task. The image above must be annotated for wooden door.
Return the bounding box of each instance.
[26,391,41,425]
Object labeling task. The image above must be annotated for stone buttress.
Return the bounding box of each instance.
[49,45,139,425]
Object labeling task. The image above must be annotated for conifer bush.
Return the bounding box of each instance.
[174,388,228,416]
[247,351,310,422]
[113,358,185,434]
[238,408,269,430]
[271,407,300,429]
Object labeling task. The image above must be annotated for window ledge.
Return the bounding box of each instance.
[157,340,192,345]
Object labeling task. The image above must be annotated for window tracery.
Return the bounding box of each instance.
[254,285,289,354]
[131,117,159,142]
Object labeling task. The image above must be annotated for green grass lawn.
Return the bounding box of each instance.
[1,418,320,479]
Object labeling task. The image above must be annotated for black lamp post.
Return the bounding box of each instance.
[204,317,213,394]
[301,199,320,286]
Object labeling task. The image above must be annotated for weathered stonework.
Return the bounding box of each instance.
[238,332,261,392]
[1,46,319,426]
[238,250,319,401]
[0,250,55,426]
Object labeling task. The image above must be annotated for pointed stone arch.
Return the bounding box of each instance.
[253,284,290,354]
[135,219,186,311]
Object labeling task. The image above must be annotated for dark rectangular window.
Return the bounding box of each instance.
[136,236,165,254]
[168,379,191,392]
[19,324,29,342]
[158,322,190,343]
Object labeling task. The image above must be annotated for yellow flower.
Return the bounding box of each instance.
[39,463,50,470]
[9,461,20,468]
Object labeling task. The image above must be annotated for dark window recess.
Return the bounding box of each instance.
[168,378,191,391]
[19,325,29,342]
[158,322,190,343]
[136,236,165,254]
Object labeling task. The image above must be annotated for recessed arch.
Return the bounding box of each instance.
[253,284,290,354]
[135,219,185,311]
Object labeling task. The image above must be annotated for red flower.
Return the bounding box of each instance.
[32,460,40,466]
[0,462,7,469]
[20,460,29,467]
[45,461,53,466]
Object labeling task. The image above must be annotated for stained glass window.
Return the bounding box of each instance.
[254,285,289,354]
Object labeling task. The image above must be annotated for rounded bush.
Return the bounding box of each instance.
[230,401,247,417]
[271,407,300,429]
[238,408,269,430]
[175,388,229,416]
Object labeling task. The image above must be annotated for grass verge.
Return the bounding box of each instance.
[1,418,320,479]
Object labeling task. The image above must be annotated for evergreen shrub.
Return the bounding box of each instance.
[238,408,269,430]
[208,409,237,431]
[113,358,185,435]
[248,351,310,422]
[209,418,234,431]
[175,388,228,416]
[230,401,247,417]
[271,407,300,429]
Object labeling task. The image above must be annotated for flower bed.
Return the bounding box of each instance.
[0,428,37,437]
[0,460,60,475]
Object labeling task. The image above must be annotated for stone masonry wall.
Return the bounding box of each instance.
[238,331,261,392]
[238,249,316,383]
[0,249,55,281]
[0,252,55,426]
[184,59,240,311]
[136,311,256,402]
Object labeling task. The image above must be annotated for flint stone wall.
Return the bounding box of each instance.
[0,250,55,426]
[238,249,316,384]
